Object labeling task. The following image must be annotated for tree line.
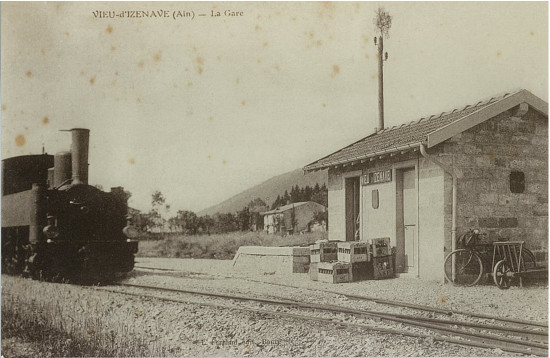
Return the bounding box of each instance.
[270,183,327,209]
[135,183,327,235]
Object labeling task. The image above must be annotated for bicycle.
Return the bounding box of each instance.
[444,229,537,286]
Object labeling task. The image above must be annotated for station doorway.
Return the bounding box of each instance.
[345,177,360,241]
[396,168,417,273]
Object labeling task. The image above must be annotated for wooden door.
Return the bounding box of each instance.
[345,177,360,241]
[402,168,417,272]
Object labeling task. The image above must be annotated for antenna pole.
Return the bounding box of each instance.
[373,7,392,132]
[377,35,384,131]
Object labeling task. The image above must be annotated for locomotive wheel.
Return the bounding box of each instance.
[2,241,26,275]
[2,256,20,275]
[493,260,512,289]
[25,252,42,280]
[26,252,60,282]
[22,253,35,278]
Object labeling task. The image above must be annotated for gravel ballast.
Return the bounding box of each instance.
[2,256,547,357]
[135,257,548,324]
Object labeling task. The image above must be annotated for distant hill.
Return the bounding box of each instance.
[198,168,328,216]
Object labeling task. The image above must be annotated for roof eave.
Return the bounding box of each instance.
[302,132,379,173]
[303,141,423,173]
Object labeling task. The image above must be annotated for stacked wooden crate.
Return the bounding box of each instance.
[317,261,352,283]
[309,238,394,283]
[337,242,371,282]
[337,242,369,263]
[309,241,350,282]
[370,237,394,279]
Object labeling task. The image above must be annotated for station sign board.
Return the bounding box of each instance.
[361,169,392,186]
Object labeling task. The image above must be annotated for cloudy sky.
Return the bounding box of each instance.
[2,2,547,213]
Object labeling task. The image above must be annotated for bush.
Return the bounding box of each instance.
[137,231,327,260]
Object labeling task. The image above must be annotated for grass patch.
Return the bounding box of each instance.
[2,308,110,358]
[1,276,171,357]
[137,231,327,259]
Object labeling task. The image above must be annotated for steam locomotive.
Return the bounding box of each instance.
[1,128,138,283]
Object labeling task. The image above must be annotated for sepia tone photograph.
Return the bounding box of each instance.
[1,1,548,357]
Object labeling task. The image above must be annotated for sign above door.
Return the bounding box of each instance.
[361,169,392,185]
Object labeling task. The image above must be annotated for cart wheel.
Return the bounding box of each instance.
[493,260,512,290]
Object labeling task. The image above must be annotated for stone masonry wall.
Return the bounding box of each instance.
[440,107,548,261]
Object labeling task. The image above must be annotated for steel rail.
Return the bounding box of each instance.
[226,275,549,330]
[133,266,548,331]
[134,265,179,272]
[134,267,456,315]
[343,291,548,330]
[99,285,547,356]
[115,283,548,353]
[129,277,547,341]
[402,315,547,343]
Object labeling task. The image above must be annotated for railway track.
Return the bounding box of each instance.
[236,276,548,329]
[135,265,548,329]
[100,280,548,356]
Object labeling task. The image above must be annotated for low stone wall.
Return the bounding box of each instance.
[232,246,310,274]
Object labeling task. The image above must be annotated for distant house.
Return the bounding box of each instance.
[249,205,269,231]
[262,201,326,234]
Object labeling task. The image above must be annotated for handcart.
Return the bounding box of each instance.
[492,241,546,289]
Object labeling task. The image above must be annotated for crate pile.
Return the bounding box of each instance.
[309,238,394,283]
[370,237,394,280]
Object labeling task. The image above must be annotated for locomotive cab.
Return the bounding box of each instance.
[2,154,53,274]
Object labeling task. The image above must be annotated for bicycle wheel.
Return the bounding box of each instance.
[444,249,484,286]
[522,248,537,270]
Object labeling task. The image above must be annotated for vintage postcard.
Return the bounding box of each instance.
[1,2,548,357]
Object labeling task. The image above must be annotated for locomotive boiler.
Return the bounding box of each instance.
[1,128,138,282]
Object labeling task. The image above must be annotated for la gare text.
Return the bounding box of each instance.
[211,10,244,17]
[92,9,244,20]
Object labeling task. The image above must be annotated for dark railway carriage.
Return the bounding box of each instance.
[1,128,138,282]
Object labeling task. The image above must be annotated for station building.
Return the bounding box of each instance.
[304,90,548,281]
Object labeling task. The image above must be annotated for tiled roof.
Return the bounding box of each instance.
[304,90,527,172]
[261,201,309,215]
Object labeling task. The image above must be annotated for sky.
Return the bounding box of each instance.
[1,2,548,214]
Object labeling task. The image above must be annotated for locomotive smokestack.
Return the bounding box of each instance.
[53,152,71,187]
[70,128,90,185]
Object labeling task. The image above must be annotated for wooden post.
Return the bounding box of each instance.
[378,35,384,131]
